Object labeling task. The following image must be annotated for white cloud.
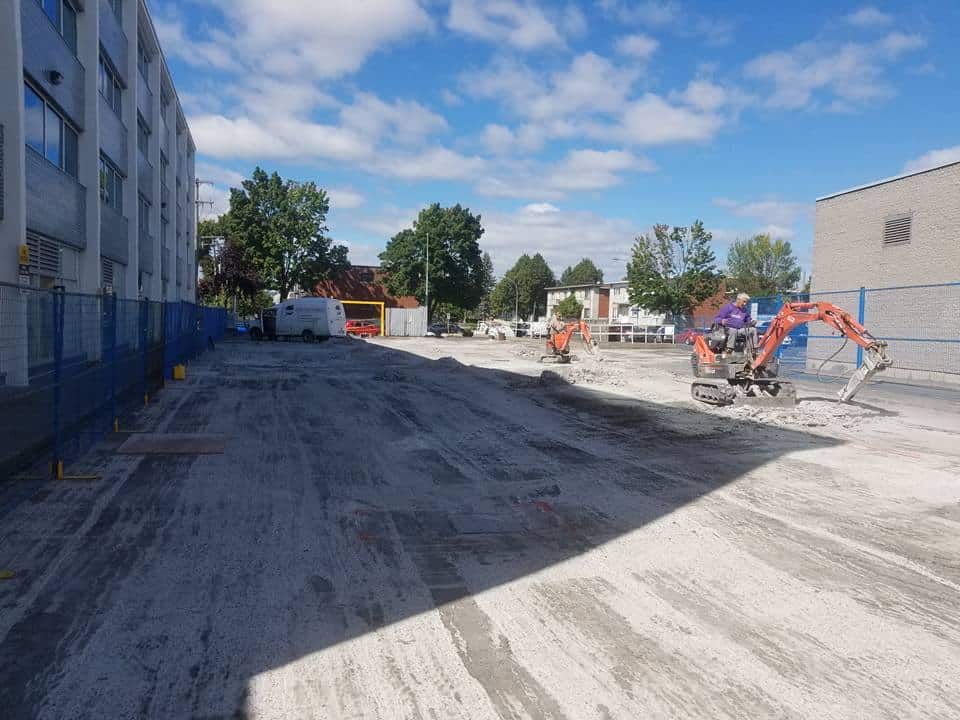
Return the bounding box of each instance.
[713,197,811,227]
[903,145,960,173]
[480,204,636,278]
[615,33,659,59]
[561,4,588,37]
[339,92,448,146]
[605,93,723,144]
[196,162,246,188]
[672,79,732,112]
[327,188,367,209]
[447,0,563,49]
[745,32,926,111]
[152,13,235,70]
[600,0,732,45]
[374,147,487,181]
[441,89,463,106]
[476,148,655,200]
[846,6,892,27]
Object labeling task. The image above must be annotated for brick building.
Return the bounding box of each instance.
[314,265,418,318]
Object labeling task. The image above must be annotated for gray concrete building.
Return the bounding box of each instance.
[0,0,197,301]
[811,160,960,385]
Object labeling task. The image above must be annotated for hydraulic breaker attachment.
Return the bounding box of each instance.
[838,343,892,403]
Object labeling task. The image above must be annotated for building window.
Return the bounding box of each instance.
[98,56,122,115]
[24,82,79,178]
[138,194,151,236]
[107,0,121,21]
[100,156,123,212]
[137,115,150,156]
[36,0,77,54]
[137,35,151,86]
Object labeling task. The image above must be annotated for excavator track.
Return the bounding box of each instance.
[691,379,797,407]
[691,380,737,405]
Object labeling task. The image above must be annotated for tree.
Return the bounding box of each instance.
[626,220,719,322]
[477,252,496,318]
[489,253,556,319]
[198,237,264,316]
[560,258,603,285]
[726,234,802,296]
[224,167,348,301]
[554,294,583,319]
[378,203,486,319]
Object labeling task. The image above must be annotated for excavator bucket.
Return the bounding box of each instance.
[838,343,892,402]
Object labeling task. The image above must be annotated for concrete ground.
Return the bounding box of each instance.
[1,335,959,719]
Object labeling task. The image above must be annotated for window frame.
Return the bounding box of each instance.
[99,155,124,213]
[137,114,151,156]
[36,0,78,54]
[137,34,152,87]
[98,55,123,115]
[24,81,79,178]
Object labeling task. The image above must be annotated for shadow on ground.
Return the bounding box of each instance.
[0,338,842,718]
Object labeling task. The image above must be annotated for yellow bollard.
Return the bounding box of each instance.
[173,364,186,380]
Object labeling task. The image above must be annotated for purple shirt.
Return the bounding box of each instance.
[714,301,751,329]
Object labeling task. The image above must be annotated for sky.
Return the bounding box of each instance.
[152,0,959,282]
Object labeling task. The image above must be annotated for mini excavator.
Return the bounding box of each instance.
[541,320,598,363]
[691,301,892,407]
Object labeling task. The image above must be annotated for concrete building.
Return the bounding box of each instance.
[812,161,960,385]
[0,0,197,301]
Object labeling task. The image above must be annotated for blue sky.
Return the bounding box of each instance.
[152,0,959,281]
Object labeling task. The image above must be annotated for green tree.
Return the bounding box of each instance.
[560,258,604,285]
[626,220,719,322]
[489,253,556,319]
[477,252,496,318]
[554,294,583,319]
[378,203,486,320]
[224,167,348,301]
[726,234,802,296]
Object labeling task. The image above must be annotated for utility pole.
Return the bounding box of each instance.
[194,179,214,302]
[512,277,520,336]
[425,233,429,324]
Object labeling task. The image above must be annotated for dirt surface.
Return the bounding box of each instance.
[1,335,959,719]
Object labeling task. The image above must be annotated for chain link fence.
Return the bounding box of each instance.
[0,282,228,477]
[749,282,960,385]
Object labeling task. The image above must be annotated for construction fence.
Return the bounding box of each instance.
[750,281,960,385]
[0,282,228,477]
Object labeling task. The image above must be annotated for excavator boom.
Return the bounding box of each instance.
[541,320,598,363]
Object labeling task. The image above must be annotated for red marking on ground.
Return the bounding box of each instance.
[533,500,555,514]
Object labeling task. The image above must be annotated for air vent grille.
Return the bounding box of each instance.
[884,214,912,244]
[27,235,61,276]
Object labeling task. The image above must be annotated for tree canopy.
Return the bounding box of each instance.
[223,167,348,301]
[378,203,486,319]
[726,234,802,296]
[560,258,604,286]
[626,220,719,320]
[477,252,496,318]
[489,253,556,320]
[554,294,583,320]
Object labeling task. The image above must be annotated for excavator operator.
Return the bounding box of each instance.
[548,311,565,342]
[714,292,758,352]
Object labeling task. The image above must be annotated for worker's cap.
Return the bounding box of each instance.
[736,292,751,301]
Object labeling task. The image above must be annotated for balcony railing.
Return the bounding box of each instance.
[25,147,87,249]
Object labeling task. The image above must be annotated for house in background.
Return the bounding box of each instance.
[546,281,666,325]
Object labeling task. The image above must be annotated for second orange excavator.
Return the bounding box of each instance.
[541,320,598,363]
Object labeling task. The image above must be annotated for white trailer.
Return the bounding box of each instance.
[250,298,347,341]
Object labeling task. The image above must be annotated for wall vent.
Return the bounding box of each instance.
[102,257,114,288]
[27,235,62,277]
[883,214,912,245]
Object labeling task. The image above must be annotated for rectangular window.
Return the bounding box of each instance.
[25,82,79,177]
[41,0,60,28]
[138,36,151,86]
[36,0,77,54]
[138,194,150,235]
[100,156,124,213]
[99,56,122,114]
[137,115,150,156]
[24,83,44,154]
[108,0,121,22]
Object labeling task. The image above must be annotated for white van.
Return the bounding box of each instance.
[250,297,346,341]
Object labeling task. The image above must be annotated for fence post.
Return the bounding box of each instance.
[51,287,65,480]
[140,299,149,405]
[107,293,117,431]
[856,286,866,369]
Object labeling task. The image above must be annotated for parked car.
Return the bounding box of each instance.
[426,323,471,337]
[345,320,380,337]
[676,328,707,345]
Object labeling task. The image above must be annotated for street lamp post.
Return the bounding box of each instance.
[425,233,429,325]
[511,277,520,337]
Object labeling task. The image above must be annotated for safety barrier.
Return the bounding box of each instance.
[748,282,960,383]
[0,282,228,478]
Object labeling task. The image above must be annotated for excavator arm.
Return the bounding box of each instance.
[542,320,598,362]
[753,302,892,401]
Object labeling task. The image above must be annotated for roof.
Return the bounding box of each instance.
[816,159,960,202]
[546,283,608,291]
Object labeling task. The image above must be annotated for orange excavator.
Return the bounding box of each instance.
[691,301,892,406]
[541,320,598,363]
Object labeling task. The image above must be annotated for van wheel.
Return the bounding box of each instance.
[302,329,315,343]
[250,327,262,341]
